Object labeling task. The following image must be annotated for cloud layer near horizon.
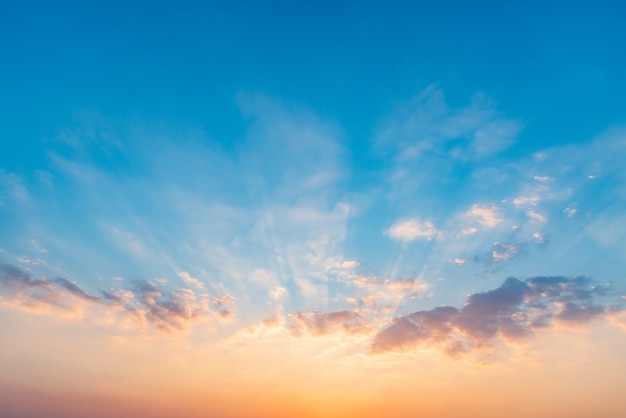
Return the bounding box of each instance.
[2,263,621,358]
[0,264,233,332]
[1,87,626,365]
[371,275,620,356]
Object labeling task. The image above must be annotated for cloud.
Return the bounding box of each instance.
[118,280,211,331]
[347,275,428,310]
[464,205,502,228]
[0,264,233,332]
[526,210,547,224]
[455,277,530,340]
[490,241,525,262]
[532,232,546,244]
[371,306,461,353]
[178,271,205,290]
[270,286,287,301]
[0,263,47,289]
[370,276,618,356]
[0,264,68,312]
[288,309,371,336]
[564,202,578,218]
[53,277,100,302]
[386,219,438,242]
[512,196,540,207]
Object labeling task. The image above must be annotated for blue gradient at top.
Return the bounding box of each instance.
[1,1,626,318]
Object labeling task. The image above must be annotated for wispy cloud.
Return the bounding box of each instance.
[346,275,428,310]
[178,271,205,290]
[377,86,522,161]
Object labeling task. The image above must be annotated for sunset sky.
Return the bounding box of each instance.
[1,1,626,417]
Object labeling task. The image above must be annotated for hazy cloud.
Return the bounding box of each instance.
[377,86,522,161]
[348,275,428,309]
[288,309,370,336]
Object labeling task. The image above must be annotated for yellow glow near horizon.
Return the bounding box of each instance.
[1,306,625,418]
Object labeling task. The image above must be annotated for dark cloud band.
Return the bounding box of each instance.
[370,276,619,355]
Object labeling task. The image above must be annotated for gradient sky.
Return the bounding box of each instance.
[1,1,626,417]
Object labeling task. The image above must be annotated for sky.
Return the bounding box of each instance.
[1,1,626,417]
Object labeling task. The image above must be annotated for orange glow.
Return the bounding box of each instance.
[1,306,625,418]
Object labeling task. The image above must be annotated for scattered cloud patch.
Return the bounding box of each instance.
[125,279,211,331]
[564,202,578,218]
[464,205,502,228]
[270,286,288,301]
[348,275,428,309]
[178,271,205,290]
[491,242,524,261]
[386,219,438,242]
[17,256,42,265]
[288,310,370,336]
[0,264,233,332]
[526,210,547,224]
[512,196,540,207]
[30,239,48,254]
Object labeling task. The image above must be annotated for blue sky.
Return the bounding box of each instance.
[1,2,626,416]
[2,0,626,314]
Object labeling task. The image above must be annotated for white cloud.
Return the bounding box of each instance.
[349,275,429,310]
[564,203,578,218]
[386,219,438,242]
[178,272,205,290]
[491,242,523,261]
[527,210,547,224]
[270,286,287,301]
[465,205,502,228]
[512,196,540,207]
[340,260,359,269]
[532,232,545,244]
